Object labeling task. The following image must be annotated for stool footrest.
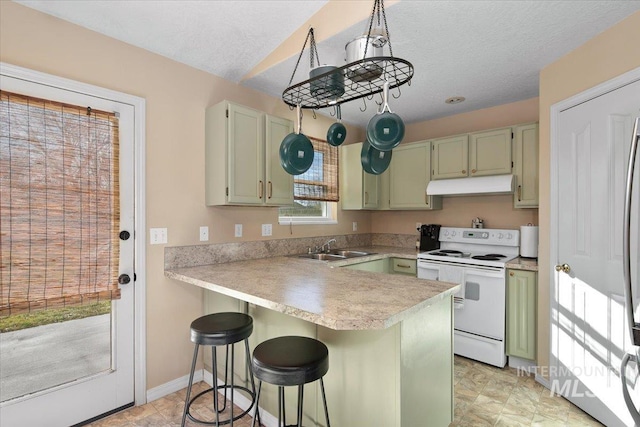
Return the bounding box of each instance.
[185,384,256,426]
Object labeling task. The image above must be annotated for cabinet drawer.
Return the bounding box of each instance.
[392,258,416,275]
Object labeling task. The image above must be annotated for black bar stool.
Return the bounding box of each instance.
[181,312,259,427]
[251,336,331,427]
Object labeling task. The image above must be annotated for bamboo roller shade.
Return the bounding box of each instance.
[295,136,339,202]
[0,91,121,316]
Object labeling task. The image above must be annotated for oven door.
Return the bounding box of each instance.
[417,260,506,340]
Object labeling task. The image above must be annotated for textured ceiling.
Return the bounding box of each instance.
[14,0,640,127]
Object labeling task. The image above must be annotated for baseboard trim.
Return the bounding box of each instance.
[146,370,203,403]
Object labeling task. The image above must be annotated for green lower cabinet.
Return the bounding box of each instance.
[391,258,417,275]
[506,269,537,360]
[343,258,390,273]
[342,258,417,275]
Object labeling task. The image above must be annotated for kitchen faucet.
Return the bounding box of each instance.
[321,238,336,253]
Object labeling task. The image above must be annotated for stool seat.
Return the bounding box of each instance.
[251,336,331,427]
[252,336,329,386]
[190,312,253,346]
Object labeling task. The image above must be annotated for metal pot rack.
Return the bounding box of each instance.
[282,57,413,110]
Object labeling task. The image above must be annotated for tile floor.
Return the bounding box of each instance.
[451,356,603,426]
[87,356,604,427]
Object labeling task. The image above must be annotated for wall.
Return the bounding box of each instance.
[0,2,368,390]
[372,98,539,235]
[538,11,640,375]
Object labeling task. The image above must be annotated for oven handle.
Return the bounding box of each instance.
[417,259,505,274]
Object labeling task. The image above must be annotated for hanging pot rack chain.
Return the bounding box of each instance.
[363,0,393,60]
[287,28,321,88]
[282,57,413,109]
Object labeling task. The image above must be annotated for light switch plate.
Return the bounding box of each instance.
[261,224,272,236]
[235,224,242,238]
[199,226,209,242]
[352,222,358,231]
[150,228,168,244]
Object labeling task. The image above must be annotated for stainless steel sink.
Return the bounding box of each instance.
[298,253,347,261]
[328,250,375,258]
[296,250,376,261]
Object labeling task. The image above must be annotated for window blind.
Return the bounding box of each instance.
[0,91,121,316]
[294,136,339,202]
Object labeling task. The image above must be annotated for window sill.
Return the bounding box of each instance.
[278,217,338,226]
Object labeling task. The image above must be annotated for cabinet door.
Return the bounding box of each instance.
[265,115,294,206]
[390,141,433,209]
[377,169,390,210]
[391,258,416,275]
[469,128,512,176]
[340,142,379,210]
[228,103,264,204]
[431,135,468,180]
[363,170,379,209]
[513,123,539,208]
[506,269,537,360]
[343,258,389,273]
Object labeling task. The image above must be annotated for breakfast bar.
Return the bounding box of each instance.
[166,252,459,427]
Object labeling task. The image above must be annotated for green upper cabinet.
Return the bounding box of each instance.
[469,128,512,176]
[265,115,295,206]
[431,135,469,180]
[513,123,539,208]
[205,100,294,206]
[432,127,513,180]
[389,141,442,210]
[340,142,379,210]
[506,269,537,360]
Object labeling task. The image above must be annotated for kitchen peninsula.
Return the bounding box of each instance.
[166,250,459,427]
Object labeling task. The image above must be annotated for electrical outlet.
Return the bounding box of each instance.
[235,224,243,238]
[150,228,168,244]
[261,224,272,236]
[416,222,421,231]
[199,226,209,242]
[352,222,358,231]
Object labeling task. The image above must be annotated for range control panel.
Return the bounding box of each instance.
[439,227,519,247]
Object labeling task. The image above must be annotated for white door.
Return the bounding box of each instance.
[0,74,135,426]
[553,74,640,426]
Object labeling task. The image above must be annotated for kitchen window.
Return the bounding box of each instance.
[279,136,338,225]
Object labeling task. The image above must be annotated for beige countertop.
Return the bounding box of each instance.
[165,246,459,331]
[505,257,539,272]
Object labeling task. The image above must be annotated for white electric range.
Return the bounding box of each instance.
[416,227,520,367]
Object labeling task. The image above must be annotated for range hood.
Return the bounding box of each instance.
[426,174,515,196]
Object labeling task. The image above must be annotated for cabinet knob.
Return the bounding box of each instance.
[462,170,466,174]
[471,169,477,174]
[509,272,514,276]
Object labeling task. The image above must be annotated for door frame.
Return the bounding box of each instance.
[0,62,148,407]
[549,66,640,416]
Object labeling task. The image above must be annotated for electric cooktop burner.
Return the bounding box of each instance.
[430,250,464,257]
[472,255,503,261]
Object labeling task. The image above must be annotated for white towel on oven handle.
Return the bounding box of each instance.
[439,266,465,309]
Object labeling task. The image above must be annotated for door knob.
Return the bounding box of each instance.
[555,263,571,273]
[118,274,131,285]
